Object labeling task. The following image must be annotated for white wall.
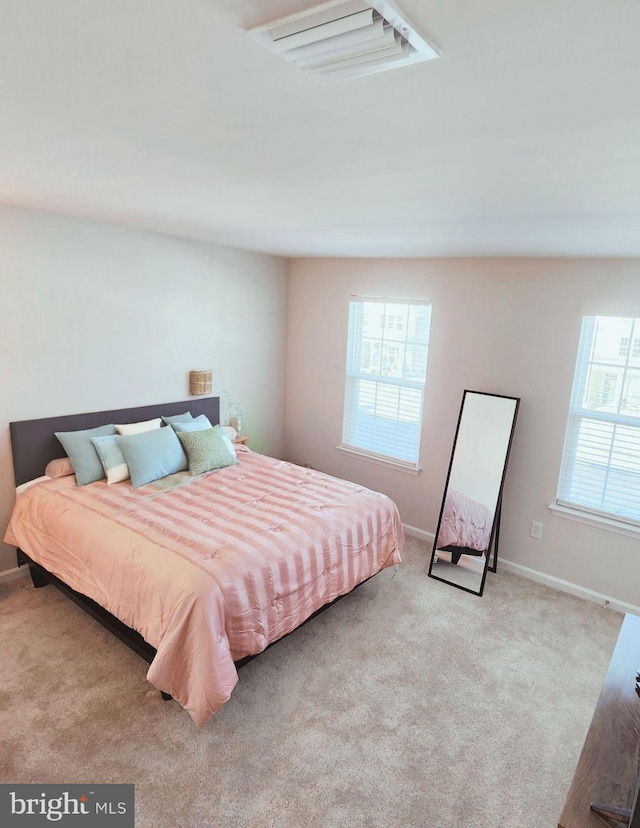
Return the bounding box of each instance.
[285,257,640,608]
[0,205,288,573]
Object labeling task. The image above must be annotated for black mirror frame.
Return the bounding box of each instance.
[428,390,520,597]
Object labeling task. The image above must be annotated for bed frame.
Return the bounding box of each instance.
[9,398,222,699]
[10,397,220,488]
[8,397,366,699]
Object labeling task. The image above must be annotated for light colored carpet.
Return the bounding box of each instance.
[0,538,623,828]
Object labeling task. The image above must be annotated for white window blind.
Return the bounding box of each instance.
[557,315,640,526]
[341,297,432,467]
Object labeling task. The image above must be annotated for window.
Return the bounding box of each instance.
[618,336,640,359]
[341,297,432,468]
[556,316,640,528]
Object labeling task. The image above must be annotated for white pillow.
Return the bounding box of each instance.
[91,434,130,485]
[115,417,163,436]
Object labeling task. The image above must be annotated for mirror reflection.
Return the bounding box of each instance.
[428,391,519,596]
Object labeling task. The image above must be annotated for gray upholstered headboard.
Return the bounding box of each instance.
[9,397,220,487]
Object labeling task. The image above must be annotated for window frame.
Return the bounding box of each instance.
[338,296,432,473]
[553,315,640,537]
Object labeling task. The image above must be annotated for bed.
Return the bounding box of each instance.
[4,398,403,726]
[435,488,494,565]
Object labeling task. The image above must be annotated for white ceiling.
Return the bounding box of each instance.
[2,0,640,257]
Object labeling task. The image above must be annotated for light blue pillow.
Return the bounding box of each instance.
[55,424,116,486]
[172,415,213,433]
[116,426,188,488]
[91,434,130,485]
[161,411,194,426]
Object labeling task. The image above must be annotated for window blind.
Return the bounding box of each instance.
[557,315,640,526]
[341,297,431,466]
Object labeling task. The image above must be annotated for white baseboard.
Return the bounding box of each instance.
[0,566,29,585]
[402,523,435,544]
[401,522,640,616]
[499,557,640,616]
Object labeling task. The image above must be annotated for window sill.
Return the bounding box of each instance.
[548,503,640,540]
[336,445,421,475]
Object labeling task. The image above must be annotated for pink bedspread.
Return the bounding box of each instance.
[436,488,493,552]
[4,449,403,726]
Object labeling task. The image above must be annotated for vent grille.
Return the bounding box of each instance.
[249,0,440,82]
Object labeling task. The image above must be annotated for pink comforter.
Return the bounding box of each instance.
[4,449,403,726]
[436,488,493,552]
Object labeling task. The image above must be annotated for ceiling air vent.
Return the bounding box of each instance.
[249,0,440,82]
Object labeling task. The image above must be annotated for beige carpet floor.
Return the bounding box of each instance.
[0,537,623,828]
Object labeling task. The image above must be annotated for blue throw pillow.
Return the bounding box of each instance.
[55,424,117,486]
[161,411,194,425]
[117,426,188,488]
[172,415,213,433]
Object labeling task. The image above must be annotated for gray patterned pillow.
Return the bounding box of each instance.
[177,426,238,476]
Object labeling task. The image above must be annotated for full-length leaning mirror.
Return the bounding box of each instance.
[428,391,520,596]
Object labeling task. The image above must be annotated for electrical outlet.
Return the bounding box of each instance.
[530,521,543,539]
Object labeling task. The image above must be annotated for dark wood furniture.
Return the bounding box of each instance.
[559,612,640,828]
